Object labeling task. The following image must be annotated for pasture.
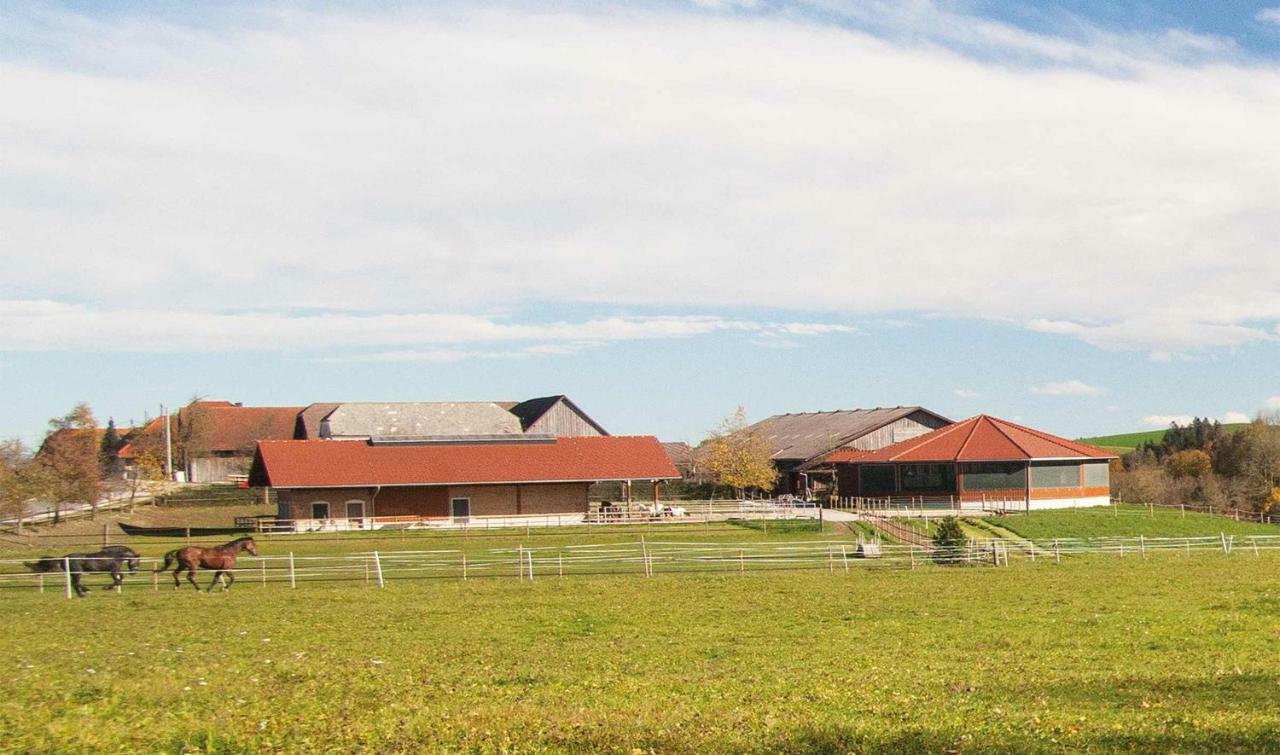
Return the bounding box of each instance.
[3,538,1280,752]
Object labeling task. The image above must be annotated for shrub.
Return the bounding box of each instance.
[931,516,967,566]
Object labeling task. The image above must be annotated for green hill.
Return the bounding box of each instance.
[1079,424,1250,454]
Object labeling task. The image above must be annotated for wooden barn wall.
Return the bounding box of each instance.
[527,402,604,437]
[844,412,950,452]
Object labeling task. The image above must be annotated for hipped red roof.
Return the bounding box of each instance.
[250,436,680,488]
[823,415,1117,464]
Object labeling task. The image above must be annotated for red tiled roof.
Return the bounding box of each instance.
[196,405,302,452]
[250,436,680,488]
[822,415,1117,464]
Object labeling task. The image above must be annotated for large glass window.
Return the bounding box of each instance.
[899,463,956,492]
[1083,462,1110,488]
[1030,462,1081,489]
[961,462,1026,491]
[859,465,896,495]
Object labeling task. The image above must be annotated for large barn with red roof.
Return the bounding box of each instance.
[249,435,679,528]
[803,415,1117,509]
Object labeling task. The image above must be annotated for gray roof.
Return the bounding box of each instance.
[295,403,340,439]
[748,407,949,463]
[320,402,523,439]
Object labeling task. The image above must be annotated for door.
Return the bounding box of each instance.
[345,501,364,528]
[450,497,470,524]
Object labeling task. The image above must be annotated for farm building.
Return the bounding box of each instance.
[748,407,952,495]
[248,435,678,529]
[118,401,302,483]
[292,395,607,440]
[805,415,1116,509]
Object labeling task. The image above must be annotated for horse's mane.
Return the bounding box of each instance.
[222,536,255,548]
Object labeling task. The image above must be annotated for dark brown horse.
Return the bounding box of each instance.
[25,546,141,596]
[158,536,258,592]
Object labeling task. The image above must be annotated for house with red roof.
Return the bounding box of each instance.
[249,435,679,529]
[802,415,1117,509]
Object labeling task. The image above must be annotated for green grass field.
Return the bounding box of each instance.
[985,504,1278,541]
[3,552,1280,752]
[1078,424,1249,454]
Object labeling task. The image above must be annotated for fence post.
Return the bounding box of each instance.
[739,549,745,576]
[558,550,563,578]
[526,549,534,580]
[828,548,834,573]
[37,574,43,594]
[910,545,916,569]
[1221,532,1229,555]
[152,569,158,591]
[462,552,468,580]
[261,559,266,586]
[288,552,296,589]
[64,556,73,599]
[185,527,191,545]
[517,545,523,580]
[102,523,109,548]
[1053,539,1060,564]
[1139,535,1145,558]
[1253,537,1260,557]
[842,544,849,573]
[372,550,385,588]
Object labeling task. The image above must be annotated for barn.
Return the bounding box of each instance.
[809,415,1116,509]
[248,435,678,529]
[746,407,952,495]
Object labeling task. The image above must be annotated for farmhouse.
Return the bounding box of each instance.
[748,407,952,495]
[806,414,1116,509]
[248,435,678,528]
[118,401,301,483]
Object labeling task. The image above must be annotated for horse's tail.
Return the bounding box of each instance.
[156,550,178,573]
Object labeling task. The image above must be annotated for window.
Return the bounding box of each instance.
[961,462,1026,491]
[899,463,956,492]
[1083,462,1110,488]
[311,501,330,519]
[859,465,896,495]
[1030,463,1081,489]
[450,497,470,523]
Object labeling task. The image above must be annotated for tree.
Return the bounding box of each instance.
[175,398,214,475]
[1163,449,1213,480]
[704,406,778,497]
[37,403,102,521]
[0,439,42,534]
[99,418,123,479]
[931,516,967,566]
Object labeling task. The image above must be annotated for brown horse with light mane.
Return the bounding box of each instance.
[158,536,258,592]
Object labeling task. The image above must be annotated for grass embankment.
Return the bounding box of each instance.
[985,504,1278,541]
[1079,424,1249,454]
[3,555,1280,751]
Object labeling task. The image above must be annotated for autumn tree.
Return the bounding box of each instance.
[175,398,214,475]
[37,403,102,521]
[0,439,43,534]
[704,406,778,497]
[1163,449,1213,480]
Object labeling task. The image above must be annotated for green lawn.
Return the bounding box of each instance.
[3,552,1280,751]
[985,504,1278,541]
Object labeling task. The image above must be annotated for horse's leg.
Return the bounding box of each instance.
[71,571,87,597]
[186,566,202,592]
[172,564,183,590]
[209,571,224,591]
[105,566,122,591]
[224,570,235,591]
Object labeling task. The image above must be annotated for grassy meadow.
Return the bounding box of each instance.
[3,552,1280,752]
[6,503,1280,751]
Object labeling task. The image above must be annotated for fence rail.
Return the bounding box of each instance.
[2,532,1275,598]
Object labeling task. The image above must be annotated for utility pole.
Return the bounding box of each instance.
[162,404,173,481]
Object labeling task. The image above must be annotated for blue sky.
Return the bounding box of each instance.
[2,0,1279,446]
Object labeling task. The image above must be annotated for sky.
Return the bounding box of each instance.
[2,0,1280,446]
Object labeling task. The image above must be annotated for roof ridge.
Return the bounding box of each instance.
[984,415,1034,458]
[992,416,1113,457]
[883,417,970,462]
[954,416,986,459]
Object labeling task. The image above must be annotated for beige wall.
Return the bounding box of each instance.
[277,482,590,519]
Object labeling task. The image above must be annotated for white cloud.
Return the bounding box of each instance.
[1141,415,1196,428]
[0,5,1279,355]
[1265,397,1280,410]
[0,300,850,353]
[1221,411,1252,424]
[1257,8,1280,26]
[1030,380,1106,397]
[954,388,979,399]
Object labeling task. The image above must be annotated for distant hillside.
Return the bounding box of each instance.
[1079,424,1250,454]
